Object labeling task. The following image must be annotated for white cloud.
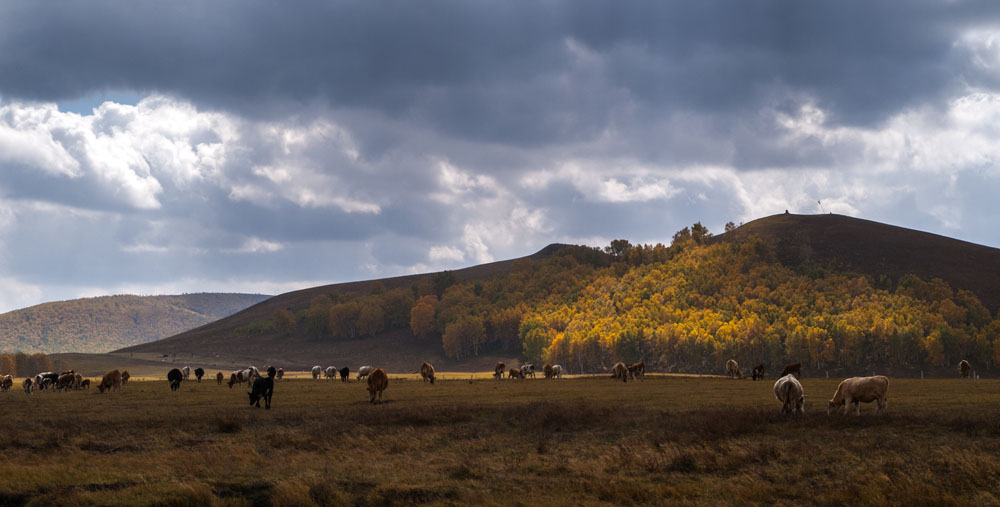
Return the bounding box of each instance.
[428,245,465,263]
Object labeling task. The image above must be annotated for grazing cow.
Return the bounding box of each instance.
[36,372,59,390]
[494,362,505,380]
[358,366,374,382]
[80,379,90,389]
[780,362,802,379]
[74,373,83,390]
[367,368,388,404]
[325,366,337,380]
[521,364,536,378]
[41,378,53,390]
[339,367,350,382]
[959,360,972,379]
[628,362,645,381]
[56,373,76,391]
[167,368,184,391]
[22,377,33,395]
[751,364,765,381]
[773,374,804,415]
[194,368,205,382]
[611,362,629,383]
[0,375,13,392]
[725,359,741,379]
[508,368,524,379]
[828,376,889,416]
[97,370,123,393]
[181,366,191,380]
[420,362,435,384]
[276,368,284,381]
[311,366,322,380]
[227,369,254,389]
[552,364,564,379]
[248,372,275,409]
[121,371,131,386]
[543,364,555,379]
[216,372,224,385]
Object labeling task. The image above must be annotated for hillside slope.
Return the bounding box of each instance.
[0,293,271,354]
[716,213,1000,312]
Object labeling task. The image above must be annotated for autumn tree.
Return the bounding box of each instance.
[0,354,14,375]
[410,297,437,339]
[273,309,296,335]
[442,315,485,360]
[357,301,385,337]
[306,295,333,339]
[329,301,360,339]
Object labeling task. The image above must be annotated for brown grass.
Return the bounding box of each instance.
[0,376,998,505]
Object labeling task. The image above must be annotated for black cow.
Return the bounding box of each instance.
[249,369,275,409]
[167,368,183,391]
[339,367,350,382]
[194,367,205,382]
[752,364,765,381]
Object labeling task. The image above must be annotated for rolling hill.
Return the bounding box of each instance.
[108,213,1000,376]
[0,293,271,354]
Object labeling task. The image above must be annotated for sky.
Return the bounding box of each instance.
[2,1,1000,312]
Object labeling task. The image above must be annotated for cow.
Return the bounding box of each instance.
[0,375,13,392]
[828,376,889,416]
[725,359,741,379]
[276,368,284,381]
[80,379,90,389]
[311,366,322,380]
[628,362,645,381]
[56,373,76,391]
[325,366,337,380]
[167,368,184,391]
[22,377,33,395]
[508,368,524,379]
[780,362,802,379]
[227,369,254,389]
[358,366,374,382]
[420,362,435,384]
[339,367,350,382]
[611,362,629,383]
[121,371,131,386]
[194,368,205,382]
[494,362,505,380]
[41,378,53,390]
[367,368,388,404]
[543,364,555,379]
[216,372,224,385]
[773,374,804,415]
[248,371,275,409]
[552,364,564,379]
[521,364,536,379]
[74,373,83,390]
[36,372,58,390]
[181,366,191,380]
[959,360,972,379]
[97,370,122,393]
[751,364,765,381]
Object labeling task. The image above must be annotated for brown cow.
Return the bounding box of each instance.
[828,376,889,416]
[611,362,629,383]
[367,368,388,404]
[751,364,765,380]
[780,362,802,379]
[725,359,741,379]
[121,371,131,386]
[56,373,76,391]
[276,368,284,381]
[0,375,12,392]
[22,377,33,395]
[97,370,122,393]
[959,360,972,379]
[627,362,645,381]
[543,364,555,379]
[74,373,83,390]
[508,368,524,379]
[420,362,435,384]
[80,379,91,389]
[216,372,224,385]
[494,362,505,380]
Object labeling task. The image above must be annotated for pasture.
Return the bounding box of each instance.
[1,375,1000,505]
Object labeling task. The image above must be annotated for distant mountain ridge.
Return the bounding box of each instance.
[0,293,271,353]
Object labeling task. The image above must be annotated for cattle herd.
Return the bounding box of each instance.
[6,358,979,414]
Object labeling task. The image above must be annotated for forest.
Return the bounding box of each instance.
[271,222,999,374]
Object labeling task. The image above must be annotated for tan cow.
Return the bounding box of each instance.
[780,363,802,379]
[628,362,645,381]
[543,364,555,379]
[97,370,123,393]
[367,368,388,404]
[216,372,224,385]
[420,362,435,384]
[725,359,741,379]
[494,362,505,380]
[56,373,76,391]
[74,373,83,390]
[959,360,971,379]
[611,362,629,383]
[828,376,889,416]
[121,371,131,386]
[773,374,804,415]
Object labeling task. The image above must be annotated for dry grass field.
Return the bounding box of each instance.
[1,374,999,506]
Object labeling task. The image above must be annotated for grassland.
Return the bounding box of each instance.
[1,375,999,506]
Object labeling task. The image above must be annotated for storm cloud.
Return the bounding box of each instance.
[1,1,1000,312]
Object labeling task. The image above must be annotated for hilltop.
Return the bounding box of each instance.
[1,293,271,354]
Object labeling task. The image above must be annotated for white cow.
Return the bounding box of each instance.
[181,366,191,380]
[311,365,322,380]
[325,366,337,380]
[551,365,563,379]
[521,364,536,378]
[773,374,805,415]
[357,366,374,382]
[828,376,889,416]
